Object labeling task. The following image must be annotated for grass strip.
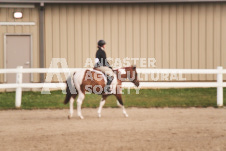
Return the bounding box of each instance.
[0,88,225,109]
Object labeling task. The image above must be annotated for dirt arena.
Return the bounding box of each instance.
[0,108,226,151]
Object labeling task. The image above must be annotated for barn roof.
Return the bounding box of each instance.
[0,0,225,3]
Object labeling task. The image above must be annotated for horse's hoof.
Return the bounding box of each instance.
[98,114,101,118]
[79,116,84,119]
[68,115,71,119]
[124,114,129,118]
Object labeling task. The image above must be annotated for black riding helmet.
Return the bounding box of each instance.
[98,40,106,47]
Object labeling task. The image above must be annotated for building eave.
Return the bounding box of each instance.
[0,0,226,4]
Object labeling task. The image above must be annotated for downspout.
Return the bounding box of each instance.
[39,2,45,82]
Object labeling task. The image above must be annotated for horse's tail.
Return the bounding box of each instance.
[64,79,71,104]
[64,74,76,104]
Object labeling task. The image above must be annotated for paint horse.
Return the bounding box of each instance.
[64,65,139,119]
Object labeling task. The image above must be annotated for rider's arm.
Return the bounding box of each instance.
[95,49,112,69]
[102,51,112,69]
[95,50,103,66]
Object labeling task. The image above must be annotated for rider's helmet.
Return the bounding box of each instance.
[98,40,106,47]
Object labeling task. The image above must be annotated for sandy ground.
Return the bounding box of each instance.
[0,108,226,151]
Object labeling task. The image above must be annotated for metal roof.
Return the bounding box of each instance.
[0,0,225,3]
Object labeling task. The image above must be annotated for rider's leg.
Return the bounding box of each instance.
[105,75,114,92]
[96,66,114,93]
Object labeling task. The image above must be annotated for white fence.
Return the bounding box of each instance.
[0,66,225,108]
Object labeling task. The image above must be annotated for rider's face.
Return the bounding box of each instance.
[102,44,106,48]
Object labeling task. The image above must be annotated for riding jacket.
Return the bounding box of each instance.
[94,47,112,69]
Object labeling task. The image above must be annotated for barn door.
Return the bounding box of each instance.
[5,35,31,83]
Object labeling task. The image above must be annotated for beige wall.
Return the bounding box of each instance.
[0,7,39,82]
[44,3,226,81]
[1,3,225,83]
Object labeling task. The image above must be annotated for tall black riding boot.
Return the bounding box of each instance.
[105,76,114,93]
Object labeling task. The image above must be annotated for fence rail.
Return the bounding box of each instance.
[0,66,225,108]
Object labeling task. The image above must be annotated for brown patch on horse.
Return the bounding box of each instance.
[79,66,139,96]
[80,70,106,94]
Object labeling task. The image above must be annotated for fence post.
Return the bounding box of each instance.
[217,66,223,107]
[15,66,23,108]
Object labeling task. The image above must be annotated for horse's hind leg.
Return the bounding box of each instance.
[98,95,108,118]
[68,94,77,119]
[115,94,128,117]
[77,93,85,119]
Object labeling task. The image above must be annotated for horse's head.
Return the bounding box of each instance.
[125,65,140,87]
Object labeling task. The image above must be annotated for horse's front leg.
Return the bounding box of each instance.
[77,93,85,119]
[115,94,128,117]
[98,95,108,118]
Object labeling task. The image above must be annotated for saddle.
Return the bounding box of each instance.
[93,67,111,84]
[93,68,116,93]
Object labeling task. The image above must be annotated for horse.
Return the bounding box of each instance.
[64,65,140,119]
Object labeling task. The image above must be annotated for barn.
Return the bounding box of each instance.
[0,0,226,83]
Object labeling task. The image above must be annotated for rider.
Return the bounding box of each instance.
[94,40,114,93]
